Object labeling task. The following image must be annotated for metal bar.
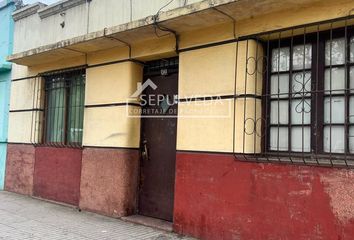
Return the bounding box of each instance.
[85,102,141,108]
[329,24,334,166]
[9,109,44,113]
[40,65,87,77]
[178,94,262,103]
[32,77,39,144]
[242,39,249,160]
[276,32,282,161]
[12,76,39,82]
[288,29,294,163]
[212,7,236,39]
[232,37,239,159]
[313,25,320,164]
[301,27,307,164]
[344,20,350,166]
[254,37,259,157]
[264,34,271,162]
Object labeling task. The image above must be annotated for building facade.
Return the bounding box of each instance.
[4,0,354,239]
[0,0,15,190]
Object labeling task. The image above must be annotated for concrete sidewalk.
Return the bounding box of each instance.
[0,191,193,240]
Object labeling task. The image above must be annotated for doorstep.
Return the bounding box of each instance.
[122,215,173,232]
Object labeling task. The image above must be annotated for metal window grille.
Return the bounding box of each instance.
[42,68,85,147]
[144,58,179,77]
[233,16,354,168]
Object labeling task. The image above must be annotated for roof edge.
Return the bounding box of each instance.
[38,0,87,19]
[12,2,47,21]
[7,0,239,62]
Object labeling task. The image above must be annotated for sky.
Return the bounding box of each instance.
[23,0,58,5]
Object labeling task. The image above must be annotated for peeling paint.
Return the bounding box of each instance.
[174,153,354,240]
[320,170,354,224]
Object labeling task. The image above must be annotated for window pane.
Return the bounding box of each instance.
[291,99,311,124]
[324,126,345,153]
[67,75,85,144]
[291,127,311,152]
[270,100,289,124]
[46,79,66,143]
[350,96,354,124]
[293,44,312,70]
[324,96,345,124]
[272,47,290,72]
[325,38,345,65]
[325,67,345,94]
[350,37,354,63]
[292,71,311,97]
[270,74,289,98]
[270,127,288,151]
[350,127,354,153]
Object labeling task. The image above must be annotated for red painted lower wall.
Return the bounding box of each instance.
[174,152,354,240]
[79,147,139,218]
[33,147,82,206]
[5,144,35,195]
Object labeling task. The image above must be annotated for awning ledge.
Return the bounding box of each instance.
[7,0,324,66]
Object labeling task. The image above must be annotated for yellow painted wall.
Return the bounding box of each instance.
[177,100,264,154]
[87,46,129,66]
[11,64,30,79]
[28,56,87,76]
[179,22,235,50]
[82,105,140,148]
[177,99,234,152]
[179,40,263,99]
[179,43,236,98]
[10,78,41,111]
[177,40,263,153]
[8,76,44,144]
[176,97,262,153]
[8,112,43,143]
[85,62,143,105]
[9,37,264,152]
[83,60,143,147]
[131,35,177,61]
[9,49,144,147]
[235,41,263,96]
[10,78,37,110]
[234,98,262,154]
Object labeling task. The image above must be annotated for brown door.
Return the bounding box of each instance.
[138,59,178,222]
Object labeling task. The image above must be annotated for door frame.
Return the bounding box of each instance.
[137,57,179,221]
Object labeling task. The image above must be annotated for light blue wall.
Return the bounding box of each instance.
[0,0,15,190]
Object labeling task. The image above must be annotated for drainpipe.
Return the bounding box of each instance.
[86,0,92,34]
[103,28,132,59]
[130,0,133,22]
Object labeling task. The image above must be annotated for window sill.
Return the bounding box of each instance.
[34,143,83,149]
[234,153,354,168]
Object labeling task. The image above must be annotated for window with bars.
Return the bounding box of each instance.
[43,69,85,147]
[267,28,354,156]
